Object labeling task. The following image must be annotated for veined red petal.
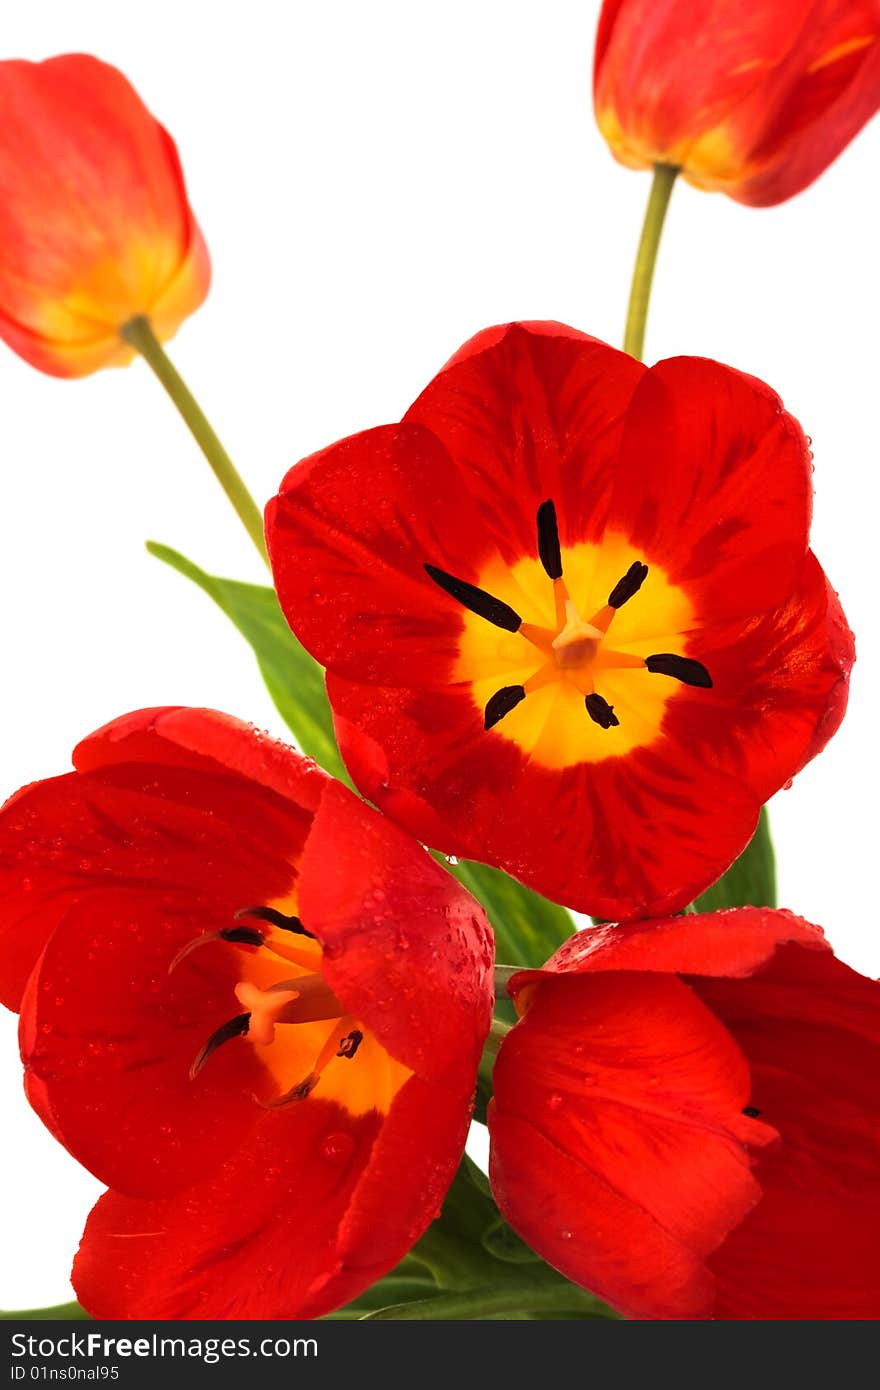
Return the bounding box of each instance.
[488,970,775,1319]
[606,356,812,620]
[665,552,854,799]
[404,323,645,555]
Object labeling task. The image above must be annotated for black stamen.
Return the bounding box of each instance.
[219,926,265,947]
[190,1012,251,1079]
[645,653,713,688]
[260,1073,319,1109]
[337,1029,364,1059]
[536,499,563,580]
[235,906,315,939]
[585,693,620,729]
[485,684,526,730]
[424,564,522,632]
[608,561,648,608]
[742,1105,762,1118]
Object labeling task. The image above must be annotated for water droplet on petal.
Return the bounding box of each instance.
[547,1093,564,1111]
[320,1131,355,1165]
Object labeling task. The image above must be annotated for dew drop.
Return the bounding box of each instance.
[320,1131,355,1165]
[547,1092,564,1111]
[445,855,459,866]
[559,1229,573,1241]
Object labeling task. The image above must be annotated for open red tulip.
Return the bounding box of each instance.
[0,54,209,376]
[488,907,880,1320]
[267,321,853,921]
[594,0,880,205]
[0,707,493,1319]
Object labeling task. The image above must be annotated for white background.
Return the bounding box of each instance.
[0,0,877,1309]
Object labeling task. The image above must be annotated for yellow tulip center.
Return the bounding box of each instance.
[427,499,710,770]
[176,900,410,1115]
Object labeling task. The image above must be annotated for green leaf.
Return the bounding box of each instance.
[449,859,574,970]
[693,807,777,912]
[361,1286,617,1320]
[321,1272,437,1319]
[147,542,348,783]
[0,1302,88,1320]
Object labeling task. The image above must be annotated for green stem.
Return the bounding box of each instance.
[0,1302,88,1321]
[121,315,269,566]
[482,1017,512,1066]
[364,1285,613,1320]
[621,168,778,909]
[623,163,678,362]
[493,964,520,996]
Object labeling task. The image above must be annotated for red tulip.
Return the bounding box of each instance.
[0,707,493,1319]
[488,907,880,1319]
[267,321,853,921]
[0,55,209,377]
[594,0,880,205]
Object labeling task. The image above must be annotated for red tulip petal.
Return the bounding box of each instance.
[267,423,493,687]
[606,356,812,621]
[0,708,323,1012]
[404,323,645,555]
[489,970,775,1319]
[666,552,854,800]
[74,1076,470,1320]
[19,889,269,1197]
[731,4,880,207]
[328,672,761,921]
[692,945,880,1317]
[300,780,493,1086]
[73,705,327,810]
[511,907,828,996]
